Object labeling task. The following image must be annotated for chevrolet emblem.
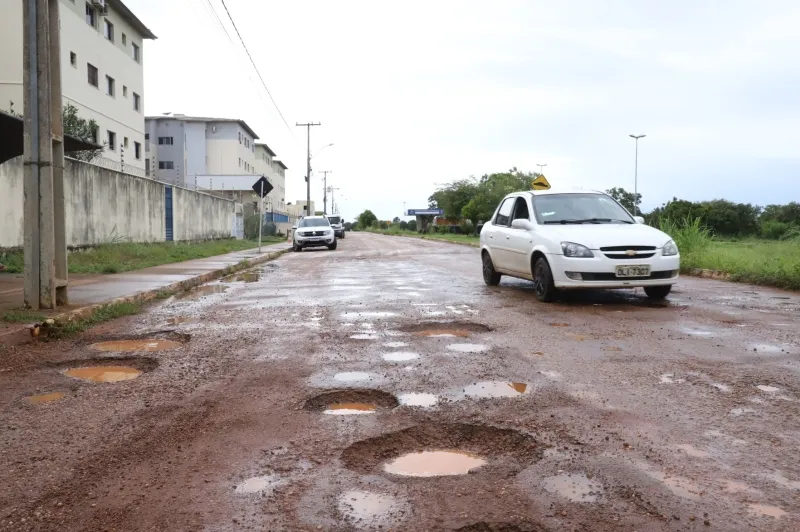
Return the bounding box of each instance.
[625,250,637,256]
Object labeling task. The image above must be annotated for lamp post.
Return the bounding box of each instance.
[629,134,645,215]
[536,163,547,175]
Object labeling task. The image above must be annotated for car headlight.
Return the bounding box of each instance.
[561,242,594,258]
[662,240,679,256]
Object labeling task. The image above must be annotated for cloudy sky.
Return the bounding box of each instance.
[133,0,800,221]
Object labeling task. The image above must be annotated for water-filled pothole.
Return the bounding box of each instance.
[235,474,281,495]
[64,366,142,383]
[463,381,528,399]
[91,339,182,352]
[400,321,492,336]
[341,422,542,476]
[164,316,199,326]
[224,271,260,283]
[304,389,399,414]
[338,490,406,527]
[456,522,548,532]
[541,472,603,502]
[176,284,227,300]
[447,343,488,353]
[417,329,471,338]
[398,393,438,407]
[27,392,65,404]
[384,450,487,477]
[382,351,419,362]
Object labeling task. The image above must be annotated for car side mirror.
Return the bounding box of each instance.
[633,216,645,224]
[511,219,534,231]
[291,225,297,230]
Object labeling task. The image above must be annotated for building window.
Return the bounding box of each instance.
[158,137,174,145]
[134,142,141,159]
[105,75,114,96]
[132,43,140,63]
[123,137,129,149]
[238,158,241,168]
[122,85,127,97]
[122,33,127,45]
[238,132,242,144]
[145,133,149,141]
[107,130,116,151]
[85,3,95,27]
[70,52,77,67]
[87,63,98,87]
[158,161,174,170]
[103,19,114,42]
[133,92,140,112]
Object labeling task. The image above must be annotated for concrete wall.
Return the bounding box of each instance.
[0,156,235,249]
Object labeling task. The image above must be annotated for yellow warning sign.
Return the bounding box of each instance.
[531,175,551,190]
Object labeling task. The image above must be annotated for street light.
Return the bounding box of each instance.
[629,134,645,215]
[536,163,547,175]
[312,142,334,158]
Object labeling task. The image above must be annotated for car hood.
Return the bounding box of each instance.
[543,223,671,249]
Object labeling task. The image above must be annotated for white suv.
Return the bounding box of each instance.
[479,189,680,301]
[293,216,337,251]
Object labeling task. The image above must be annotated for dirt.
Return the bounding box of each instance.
[1,233,799,531]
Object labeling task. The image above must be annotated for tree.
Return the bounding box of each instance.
[606,187,642,214]
[62,103,103,161]
[428,178,480,219]
[357,209,378,229]
[460,170,534,224]
[407,219,417,232]
[392,216,401,224]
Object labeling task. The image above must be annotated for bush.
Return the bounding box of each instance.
[407,220,417,232]
[460,220,475,235]
[760,220,793,240]
[399,221,409,230]
[656,216,712,256]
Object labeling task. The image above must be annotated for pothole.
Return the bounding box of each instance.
[399,321,492,336]
[541,472,604,502]
[455,522,548,532]
[398,393,438,407]
[224,271,260,283]
[447,343,488,353]
[341,422,542,476]
[747,503,787,518]
[91,339,182,352]
[382,352,419,362]
[350,334,380,340]
[383,341,409,348]
[27,392,65,404]
[234,474,282,495]
[163,316,198,326]
[463,381,528,399]
[337,490,407,527]
[176,284,227,300]
[304,389,399,414]
[64,366,142,383]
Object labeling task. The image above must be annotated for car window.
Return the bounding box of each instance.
[512,197,530,221]
[298,218,331,228]
[532,193,634,224]
[494,198,515,227]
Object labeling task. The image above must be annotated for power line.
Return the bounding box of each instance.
[218,0,295,139]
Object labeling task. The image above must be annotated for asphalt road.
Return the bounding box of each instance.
[1,232,799,531]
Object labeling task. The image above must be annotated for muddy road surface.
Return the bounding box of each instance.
[2,232,799,531]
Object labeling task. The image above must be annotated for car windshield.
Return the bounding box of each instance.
[298,217,330,228]
[328,216,341,224]
[532,193,634,224]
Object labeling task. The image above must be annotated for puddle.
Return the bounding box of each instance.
[446,343,487,353]
[748,503,787,518]
[679,326,714,337]
[27,392,65,404]
[721,479,759,494]
[676,444,710,458]
[659,373,685,384]
[341,311,397,321]
[538,370,561,380]
[64,366,142,383]
[382,352,419,362]
[463,381,528,399]
[398,393,438,407]
[91,339,182,352]
[235,474,281,495]
[643,469,703,499]
[750,344,784,354]
[756,385,780,393]
[176,284,227,300]
[164,316,198,326]
[334,372,372,382]
[384,450,486,477]
[226,272,260,283]
[338,490,404,527]
[350,334,380,340]
[763,471,800,490]
[383,341,409,348]
[416,329,471,338]
[730,407,757,416]
[541,472,603,502]
[324,403,377,415]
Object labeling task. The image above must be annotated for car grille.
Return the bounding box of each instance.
[301,230,326,237]
[599,245,657,260]
[579,270,677,281]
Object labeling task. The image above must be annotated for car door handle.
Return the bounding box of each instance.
[506,236,510,240]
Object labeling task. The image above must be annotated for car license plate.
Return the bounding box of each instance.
[615,265,650,278]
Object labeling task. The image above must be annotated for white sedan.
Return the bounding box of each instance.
[479,189,680,302]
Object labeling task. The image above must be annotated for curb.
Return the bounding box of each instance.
[2,247,290,340]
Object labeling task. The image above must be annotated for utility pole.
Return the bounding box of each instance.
[296,122,320,216]
[319,170,332,214]
[629,134,646,215]
[328,186,341,214]
[23,0,67,309]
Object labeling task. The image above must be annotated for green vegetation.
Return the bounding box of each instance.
[368,227,478,245]
[52,301,141,338]
[3,309,46,323]
[683,240,800,290]
[0,239,282,275]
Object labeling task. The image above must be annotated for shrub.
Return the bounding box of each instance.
[657,216,712,256]
[407,220,417,232]
[760,220,793,240]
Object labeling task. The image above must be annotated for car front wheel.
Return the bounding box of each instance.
[482,252,501,286]
[328,241,338,251]
[532,257,558,302]
[644,285,672,299]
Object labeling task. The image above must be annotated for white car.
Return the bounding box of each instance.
[479,189,680,301]
[292,216,337,251]
[327,215,346,238]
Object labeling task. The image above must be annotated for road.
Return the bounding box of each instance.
[1,232,799,531]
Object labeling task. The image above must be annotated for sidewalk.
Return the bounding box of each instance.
[0,242,290,340]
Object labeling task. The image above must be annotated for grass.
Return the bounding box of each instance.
[51,301,141,338]
[3,309,46,323]
[367,228,479,245]
[0,238,284,275]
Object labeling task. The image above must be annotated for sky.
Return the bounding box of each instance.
[132,0,800,222]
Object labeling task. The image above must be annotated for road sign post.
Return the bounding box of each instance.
[252,176,274,253]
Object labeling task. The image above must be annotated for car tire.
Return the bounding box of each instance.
[644,285,672,300]
[341,232,346,239]
[328,241,338,251]
[482,252,501,286]
[292,242,301,252]
[532,256,558,302]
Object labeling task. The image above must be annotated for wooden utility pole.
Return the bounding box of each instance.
[319,170,332,214]
[23,0,67,309]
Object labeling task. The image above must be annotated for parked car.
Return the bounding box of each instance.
[292,216,337,251]
[479,189,680,301]
[327,215,345,238]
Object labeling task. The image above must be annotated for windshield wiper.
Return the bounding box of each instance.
[543,218,634,225]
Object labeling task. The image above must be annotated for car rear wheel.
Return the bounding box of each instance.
[644,285,672,299]
[532,257,558,302]
[482,252,501,286]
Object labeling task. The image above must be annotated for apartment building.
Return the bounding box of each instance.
[254,143,287,211]
[0,0,156,171]
[145,114,262,188]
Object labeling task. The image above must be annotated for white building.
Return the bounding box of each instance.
[254,143,287,211]
[0,0,156,172]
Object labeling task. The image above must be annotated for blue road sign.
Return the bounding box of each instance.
[406,209,444,216]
